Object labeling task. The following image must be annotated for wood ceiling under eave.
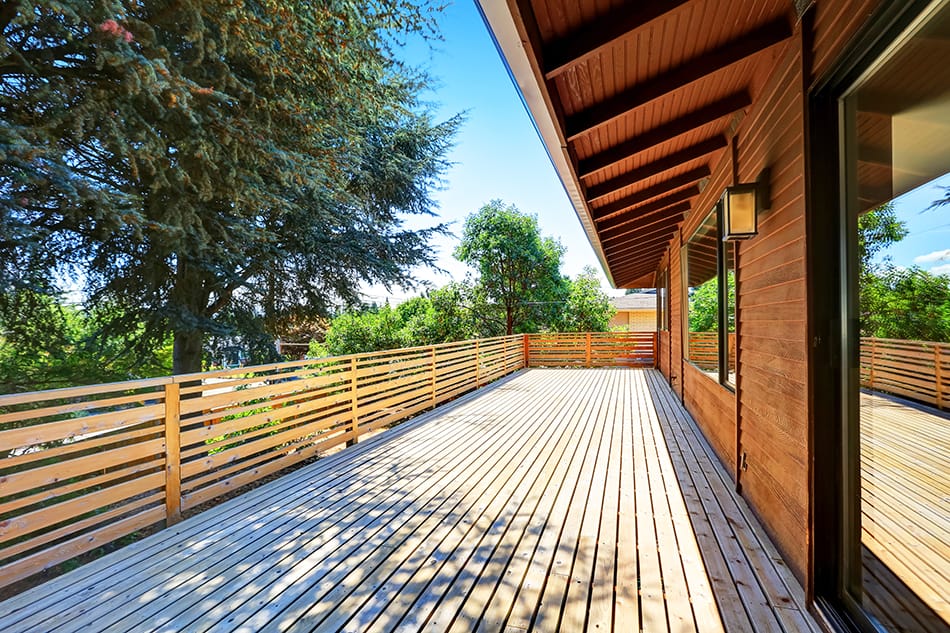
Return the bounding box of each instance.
[503,0,796,287]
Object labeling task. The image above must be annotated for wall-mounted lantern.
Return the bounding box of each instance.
[721,182,767,241]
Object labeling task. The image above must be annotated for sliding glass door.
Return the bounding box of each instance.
[839,2,950,630]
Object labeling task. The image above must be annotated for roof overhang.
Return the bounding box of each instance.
[476,0,795,288]
[475,0,614,285]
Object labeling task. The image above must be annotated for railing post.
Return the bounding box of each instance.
[431,346,437,407]
[163,382,182,527]
[868,337,876,389]
[503,337,508,373]
[653,332,658,368]
[523,334,530,368]
[475,339,481,388]
[347,357,358,447]
[936,344,944,410]
[585,332,592,367]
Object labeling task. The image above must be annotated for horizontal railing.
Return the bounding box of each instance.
[525,331,656,367]
[861,337,949,409]
[687,332,736,372]
[0,331,652,589]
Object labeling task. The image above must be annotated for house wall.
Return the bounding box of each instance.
[609,308,656,332]
[657,0,885,586]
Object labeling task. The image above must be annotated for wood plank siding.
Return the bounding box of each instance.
[0,369,818,633]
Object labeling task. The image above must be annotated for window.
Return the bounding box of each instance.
[685,208,720,379]
[657,268,669,331]
[685,203,736,387]
[722,241,736,386]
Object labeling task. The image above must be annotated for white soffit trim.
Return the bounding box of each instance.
[474,0,615,287]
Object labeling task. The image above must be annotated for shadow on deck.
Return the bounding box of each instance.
[0,369,818,633]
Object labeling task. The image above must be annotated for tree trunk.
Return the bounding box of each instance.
[506,308,514,335]
[173,329,204,375]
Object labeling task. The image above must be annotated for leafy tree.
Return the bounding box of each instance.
[401,285,478,345]
[861,266,950,341]
[688,277,719,332]
[858,204,907,272]
[1,1,457,375]
[0,290,172,394]
[315,304,408,357]
[455,200,568,335]
[557,267,614,332]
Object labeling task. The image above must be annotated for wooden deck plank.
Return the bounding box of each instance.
[556,366,620,633]
[643,371,796,633]
[636,371,699,633]
[0,368,820,633]
[638,372,724,633]
[860,391,950,628]
[463,371,608,633]
[633,372,673,633]
[315,369,601,632]
[204,372,564,633]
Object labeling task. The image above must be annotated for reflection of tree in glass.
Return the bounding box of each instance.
[859,204,950,342]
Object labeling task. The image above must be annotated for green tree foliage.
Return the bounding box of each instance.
[856,204,950,341]
[455,200,568,335]
[314,287,480,357]
[557,267,614,332]
[0,290,171,394]
[688,277,719,332]
[1,1,458,374]
[858,204,908,272]
[862,267,950,341]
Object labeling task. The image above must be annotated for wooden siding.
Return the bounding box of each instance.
[670,231,684,398]
[732,33,810,582]
[683,362,736,470]
[811,0,885,84]
[0,369,820,633]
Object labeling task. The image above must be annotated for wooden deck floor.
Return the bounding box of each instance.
[0,369,817,633]
[860,391,950,632]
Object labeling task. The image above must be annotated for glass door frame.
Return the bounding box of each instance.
[806,0,940,630]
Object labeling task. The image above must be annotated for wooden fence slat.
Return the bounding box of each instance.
[861,337,948,410]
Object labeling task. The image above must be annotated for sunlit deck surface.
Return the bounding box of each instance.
[0,368,818,633]
[860,392,950,633]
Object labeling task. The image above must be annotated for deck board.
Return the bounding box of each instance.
[0,369,817,633]
[860,391,950,632]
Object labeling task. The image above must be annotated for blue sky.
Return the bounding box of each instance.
[362,0,618,303]
[884,175,950,275]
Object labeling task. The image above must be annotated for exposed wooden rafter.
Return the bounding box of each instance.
[591,168,708,220]
[587,137,724,203]
[607,225,679,261]
[612,255,671,286]
[612,246,673,275]
[602,204,690,251]
[607,234,676,267]
[600,197,694,239]
[542,0,693,79]
[565,18,792,140]
[579,92,752,178]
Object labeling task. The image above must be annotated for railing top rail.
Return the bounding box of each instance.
[860,336,950,347]
[0,334,528,406]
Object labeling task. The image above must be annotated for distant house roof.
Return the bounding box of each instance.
[611,294,657,311]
